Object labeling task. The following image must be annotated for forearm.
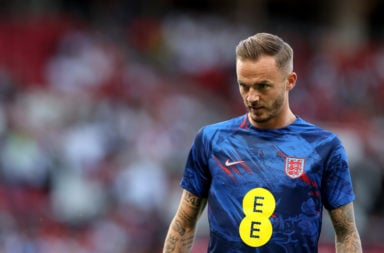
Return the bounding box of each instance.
[163,190,207,253]
[329,202,362,253]
[335,230,362,253]
[163,218,196,253]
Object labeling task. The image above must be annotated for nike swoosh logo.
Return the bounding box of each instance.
[225,159,245,166]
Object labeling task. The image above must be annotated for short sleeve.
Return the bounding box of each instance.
[321,136,355,210]
[180,128,212,198]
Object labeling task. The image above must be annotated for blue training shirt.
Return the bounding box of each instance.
[180,114,355,253]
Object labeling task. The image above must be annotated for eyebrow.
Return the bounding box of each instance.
[237,80,272,86]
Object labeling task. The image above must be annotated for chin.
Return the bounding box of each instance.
[250,115,270,124]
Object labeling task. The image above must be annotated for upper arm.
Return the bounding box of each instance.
[328,202,362,252]
[328,202,356,237]
[173,190,207,231]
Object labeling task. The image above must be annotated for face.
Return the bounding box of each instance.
[236,56,296,129]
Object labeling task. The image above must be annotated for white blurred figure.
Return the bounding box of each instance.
[113,157,167,212]
[45,31,115,95]
[0,91,52,188]
[50,170,106,225]
[89,218,128,253]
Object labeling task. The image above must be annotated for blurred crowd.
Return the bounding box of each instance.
[0,4,384,253]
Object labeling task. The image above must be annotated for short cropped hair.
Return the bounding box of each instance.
[236,33,294,73]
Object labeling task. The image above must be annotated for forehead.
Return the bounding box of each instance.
[236,56,279,75]
[236,56,283,83]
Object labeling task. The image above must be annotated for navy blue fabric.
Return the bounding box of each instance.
[181,114,355,253]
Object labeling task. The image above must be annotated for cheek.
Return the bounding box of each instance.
[238,89,245,98]
[240,92,248,102]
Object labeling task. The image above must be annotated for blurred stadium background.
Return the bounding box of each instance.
[0,0,383,252]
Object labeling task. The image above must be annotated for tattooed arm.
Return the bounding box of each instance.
[163,190,207,253]
[328,202,362,253]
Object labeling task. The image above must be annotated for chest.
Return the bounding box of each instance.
[207,133,323,195]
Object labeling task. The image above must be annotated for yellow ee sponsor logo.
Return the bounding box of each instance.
[239,187,276,247]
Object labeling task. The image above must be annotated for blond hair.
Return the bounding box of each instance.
[236,33,294,73]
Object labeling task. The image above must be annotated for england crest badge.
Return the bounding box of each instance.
[284,157,305,179]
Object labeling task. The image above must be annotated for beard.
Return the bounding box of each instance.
[246,92,285,124]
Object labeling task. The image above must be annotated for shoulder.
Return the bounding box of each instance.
[292,117,347,155]
[199,114,247,136]
[193,114,247,146]
[294,117,339,140]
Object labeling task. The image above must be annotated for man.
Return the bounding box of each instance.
[163,33,362,252]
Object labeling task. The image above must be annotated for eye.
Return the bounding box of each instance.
[258,82,270,90]
[239,83,249,91]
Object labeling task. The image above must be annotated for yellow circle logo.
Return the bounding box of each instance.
[239,188,276,247]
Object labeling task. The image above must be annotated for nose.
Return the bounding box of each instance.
[246,88,260,103]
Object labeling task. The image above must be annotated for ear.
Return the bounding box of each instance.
[286,72,297,91]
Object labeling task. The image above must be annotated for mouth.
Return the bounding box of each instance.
[248,105,267,118]
[249,106,264,112]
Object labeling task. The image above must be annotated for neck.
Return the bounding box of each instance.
[248,110,296,130]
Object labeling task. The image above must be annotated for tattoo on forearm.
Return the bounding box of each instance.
[185,192,202,208]
[330,203,362,253]
[163,192,207,253]
[164,234,178,253]
[181,235,194,248]
[172,219,186,236]
[179,208,195,224]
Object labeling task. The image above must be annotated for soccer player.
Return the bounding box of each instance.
[163,32,362,253]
